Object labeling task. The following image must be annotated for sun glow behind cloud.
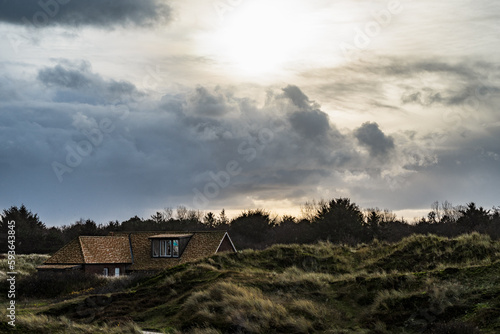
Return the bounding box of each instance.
[202,0,322,78]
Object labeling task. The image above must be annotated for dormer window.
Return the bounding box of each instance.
[152,239,176,258]
[173,239,179,257]
[149,234,192,258]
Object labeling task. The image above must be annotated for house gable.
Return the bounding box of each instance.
[216,232,237,253]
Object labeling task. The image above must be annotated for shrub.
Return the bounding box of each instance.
[18,271,107,299]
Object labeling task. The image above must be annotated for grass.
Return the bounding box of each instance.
[0,309,142,333]
[2,233,500,333]
[0,253,49,278]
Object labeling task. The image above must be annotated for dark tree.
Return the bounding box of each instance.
[365,209,383,239]
[151,211,164,224]
[313,198,371,243]
[0,205,49,253]
[229,209,276,249]
[219,209,229,226]
[204,212,217,227]
[457,202,490,229]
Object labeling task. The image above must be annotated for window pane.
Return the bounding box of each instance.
[103,268,108,276]
[115,268,120,276]
[160,240,166,257]
[152,240,160,257]
[167,240,172,257]
[173,239,179,257]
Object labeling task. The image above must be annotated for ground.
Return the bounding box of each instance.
[1,233,500,333]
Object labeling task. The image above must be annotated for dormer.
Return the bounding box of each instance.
[149,233,192,258]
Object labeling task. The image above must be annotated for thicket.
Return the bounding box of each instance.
[1,199,499,253]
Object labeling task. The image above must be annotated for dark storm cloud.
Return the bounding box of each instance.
[0,0,171,28]
[38,62,92,89]
[282,85,312,110]
[1,64,372,223]
[5,58,499,225]
[288,110,331,139]
[280,85,342,142]
[183,86,239,117]
[37,60,143,104]
[354,122,395,157]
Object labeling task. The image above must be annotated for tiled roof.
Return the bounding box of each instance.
[43,231,235,271]
[44,236,132,264]
[119,231,233,271]
[80,236,132,264]
[44,238,84,264]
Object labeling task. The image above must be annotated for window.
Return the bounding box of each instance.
[152,239,178,258]
[173,239,179,257]
[160,240,166,257]
[160,240,172,257]
[152,240,160,257]
[115,268,120,276]
[103,268,108,276]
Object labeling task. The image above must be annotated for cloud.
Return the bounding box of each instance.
[302,58,500,115]
[354,122,395,157]
[0,0,171,28]
[401,89,443,106]
[2,58,500,225]
[37,60,143,104]
[281,85,312,110]
[38,61,93,89]
[2,69,369,222]
[288,110,331,140]
[183,86,240,117]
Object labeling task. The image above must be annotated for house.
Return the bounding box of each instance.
[37,231,236,276]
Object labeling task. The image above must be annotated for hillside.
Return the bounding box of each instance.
[2,233,500,333]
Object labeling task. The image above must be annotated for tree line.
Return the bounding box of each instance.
[1,199,500,254]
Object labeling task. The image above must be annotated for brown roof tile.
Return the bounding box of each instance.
[44,236,132,265]
[44,238,84,264]
[79,236,132,264]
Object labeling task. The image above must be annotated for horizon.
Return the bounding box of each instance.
[4,199,490,229]
[1,0,499,227]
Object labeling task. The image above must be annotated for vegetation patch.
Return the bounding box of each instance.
[3,233,500,333]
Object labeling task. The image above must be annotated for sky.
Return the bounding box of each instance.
[0,0,499,226]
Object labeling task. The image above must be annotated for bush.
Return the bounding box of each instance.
[18,271,107,299]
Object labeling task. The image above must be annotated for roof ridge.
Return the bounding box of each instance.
[112,230,228,233]
[80,235,128,238]
[78,236,88,263]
